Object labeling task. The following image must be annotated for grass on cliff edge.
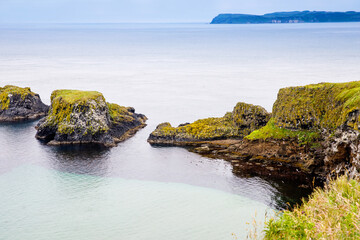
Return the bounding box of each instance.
[0,85,35,110]
[273,81,360,130]
[263,176,360,240]
[245,118,320,146]
[51,89,104,104]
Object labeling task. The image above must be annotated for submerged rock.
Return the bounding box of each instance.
[35,89,147,147]
[147,102,270,145]
[0,85,49,122]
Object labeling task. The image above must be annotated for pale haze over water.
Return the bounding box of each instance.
[0,22,360,239]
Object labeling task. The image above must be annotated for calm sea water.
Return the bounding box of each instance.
[0,22,360,239]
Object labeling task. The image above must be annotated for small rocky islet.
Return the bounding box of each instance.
[0,86,147,147]
[0,85,48,122]
[148,81,360,186]
[35,89,147,147]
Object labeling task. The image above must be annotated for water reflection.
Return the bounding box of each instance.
[46,144,111,177]
[0,118,311,210]
[231,171,313,209]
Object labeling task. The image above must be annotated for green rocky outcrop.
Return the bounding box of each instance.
[239,81,360,182]
[149,81,360,184]
[0,85,48,121]
[148,102,270,145]
[247,81,360,143]
[35,89,147,147]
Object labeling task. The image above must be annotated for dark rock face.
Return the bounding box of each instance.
[148,102,270,145]
[35,89,147,147]
[190,139,317,184]
[189,127,360,185]
[0,85,49,122]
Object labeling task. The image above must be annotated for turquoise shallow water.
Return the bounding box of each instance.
[0,165,271,240]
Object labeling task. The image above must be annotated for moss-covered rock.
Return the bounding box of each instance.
[273,81,360,131]
[246,81,360,144]
[148,102,270,145]
[242,81,360,182]
[0,85,48,122]
[35,89,147,147]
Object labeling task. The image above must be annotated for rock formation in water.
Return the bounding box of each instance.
[35,89,147,147]
[148,102,270,145]
[148,81,360,185]
[211,11,360,24]
[0,85,49,122]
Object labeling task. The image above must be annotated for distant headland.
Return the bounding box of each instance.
[210,11,360,24]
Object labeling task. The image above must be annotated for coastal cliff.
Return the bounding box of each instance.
[0,85,48,122]
[35,89,147,147]
[148,81,360,185]
[211,11,360,24]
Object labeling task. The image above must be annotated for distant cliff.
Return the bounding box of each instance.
[210,11,360,24]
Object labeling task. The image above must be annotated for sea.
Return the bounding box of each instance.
[0,22,359,239]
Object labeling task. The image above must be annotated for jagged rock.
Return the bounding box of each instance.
[148,102,270,145]
[0,85,48,122]
[35,89,147,147]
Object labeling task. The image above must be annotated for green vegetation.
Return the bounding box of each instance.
[151,102,270,141]
[0,85,35,110]
[273,81,360,131]
[50,89,104,105]
[245,118,321,146]
[48,89,105,123]
[153,113,240,140]
[107,103,136,123]
[45,89,109,134]
[264,176,360,239]
[232,102,270,129]
[42,89,140,136]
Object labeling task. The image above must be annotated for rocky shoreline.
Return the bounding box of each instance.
[2,81,360,186]
[148,81,360,186]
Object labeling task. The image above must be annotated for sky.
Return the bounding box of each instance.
[0,0,360,23]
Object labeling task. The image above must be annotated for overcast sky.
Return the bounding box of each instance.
[1,0,360,23]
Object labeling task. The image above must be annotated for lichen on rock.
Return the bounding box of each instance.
[148,102,270,145]
[35,89,147,147]
[0,85,49,122]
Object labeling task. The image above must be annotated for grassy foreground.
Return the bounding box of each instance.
[263,176,360,239]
